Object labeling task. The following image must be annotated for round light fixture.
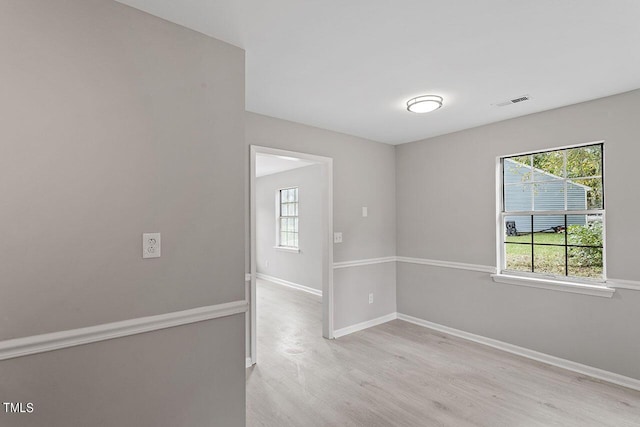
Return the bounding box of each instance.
[406,95,443,113]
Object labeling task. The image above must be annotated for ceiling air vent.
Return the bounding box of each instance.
[494,95,532,107]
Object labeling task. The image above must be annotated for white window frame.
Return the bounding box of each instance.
[275,187,299,253]
[492,141,614,297]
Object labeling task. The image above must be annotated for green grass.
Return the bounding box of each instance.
[504,232,602,279]
[506,232,565,245]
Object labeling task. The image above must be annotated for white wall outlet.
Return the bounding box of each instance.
[142,233,161,259]
[362,207,368,217]
[333,232,343,243]
[369,293,374,304]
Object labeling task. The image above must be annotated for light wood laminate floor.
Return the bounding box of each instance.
[246,279,640,426]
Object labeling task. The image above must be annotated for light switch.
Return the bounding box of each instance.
[143,233,161,259]
[333,232,343,243]
[362,207,368,217]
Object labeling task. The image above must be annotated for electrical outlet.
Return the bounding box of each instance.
[142,233,161,259]
[362,207,368,217]
[369,293,374,304]
[334,232,343,243]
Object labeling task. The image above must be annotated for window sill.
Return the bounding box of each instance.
[273,246,300,253]
[491,273,615,298]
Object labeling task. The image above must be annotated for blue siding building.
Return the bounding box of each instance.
[504,159,588,233]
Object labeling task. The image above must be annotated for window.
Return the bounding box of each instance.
[499,143,605,282]
[277,187,299,249]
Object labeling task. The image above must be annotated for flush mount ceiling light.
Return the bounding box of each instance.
[406,95,443,113]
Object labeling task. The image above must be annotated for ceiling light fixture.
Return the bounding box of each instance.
[406,95,443,113]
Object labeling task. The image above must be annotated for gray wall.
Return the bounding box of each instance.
[396,89,640,380]
[246,112,397,330]
[257,165,323,291]
[0,1,245,425]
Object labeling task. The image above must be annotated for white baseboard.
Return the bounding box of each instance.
[397,313,640,392]
[333,312,398,338]
[256,273,322,297]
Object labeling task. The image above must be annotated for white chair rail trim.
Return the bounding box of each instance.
[0,300,248,361]
[396,256,497,273]
[607,278,640,291]
[333,256,638,293]
[333,256,397,269]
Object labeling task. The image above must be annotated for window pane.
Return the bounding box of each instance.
[504,157,532,184]
[566,145,602,179]
[566,215,603,278]
[570,178,603,210]
[505,243,532,272]
[293,234,298,248]
[504,183,533,211]
[281,204,288,216]
[292,188,298,202]
[567,215,603,247]
[280,231,287,246]
[533,151,564,181]
[280,190,286,203]
[504,215,530,242]
[533,215,565,244]
[533,244,565,276]
[532,181,565,211]
[568,247,603,279]
[293,218,298,233]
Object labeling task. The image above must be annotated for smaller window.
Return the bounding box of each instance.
[277,187,298,248]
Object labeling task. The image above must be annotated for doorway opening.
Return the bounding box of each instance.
[248,146,334,366]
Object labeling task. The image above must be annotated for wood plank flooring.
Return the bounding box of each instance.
[246,279,640,426]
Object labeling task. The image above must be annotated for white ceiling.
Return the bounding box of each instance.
[116,0,640,145]
[255,154,315,178]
